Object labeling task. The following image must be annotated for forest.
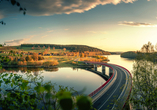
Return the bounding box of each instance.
[20,44,111,54]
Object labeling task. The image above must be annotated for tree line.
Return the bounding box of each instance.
[20,44,111,54]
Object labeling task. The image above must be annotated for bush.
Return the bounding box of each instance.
[20,57,26,61]
[17,61,23,66]
[27,61,43,66]
[25,55,32,61]
[43,61,59,67]
[0,73,94,110]
[38,55,44,60]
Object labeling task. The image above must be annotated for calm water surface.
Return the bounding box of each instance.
[2,55,134,95]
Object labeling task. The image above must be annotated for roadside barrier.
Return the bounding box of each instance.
[86,61,114,97]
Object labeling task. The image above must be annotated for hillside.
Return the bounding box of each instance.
[19,44,111,54]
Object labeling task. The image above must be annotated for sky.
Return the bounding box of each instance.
[1,0,157,52]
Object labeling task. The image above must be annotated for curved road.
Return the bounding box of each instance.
[85,62,132,110]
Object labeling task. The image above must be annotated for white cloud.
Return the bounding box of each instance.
[119,21,157,27]
[0,0,137,18]
[4,36,34,46]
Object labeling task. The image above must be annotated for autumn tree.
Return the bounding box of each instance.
[47,46,50,51]
[77,52,79,57]
[80,53,84,58]
[63,48,66,51]
[32,53,38,61]
[25,55,32,61]
[53,47,55,50]
[31,46,35,50]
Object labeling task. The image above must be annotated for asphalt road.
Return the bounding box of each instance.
[85,62,132,110]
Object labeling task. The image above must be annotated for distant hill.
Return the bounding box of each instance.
[20,44,111,55]
[120,51,137,59]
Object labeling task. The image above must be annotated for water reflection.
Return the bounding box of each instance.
[0,55,134,95]
[0,67,105,95]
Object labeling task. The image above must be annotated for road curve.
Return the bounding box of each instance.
[85,62,132,110]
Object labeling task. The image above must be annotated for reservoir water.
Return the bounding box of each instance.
[1,55,134,95]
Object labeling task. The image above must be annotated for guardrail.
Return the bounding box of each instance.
[85,62,114,97]
[85,61,132,109]
[109,63,132,108]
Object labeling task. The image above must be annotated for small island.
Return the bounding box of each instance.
[120,51,137,59]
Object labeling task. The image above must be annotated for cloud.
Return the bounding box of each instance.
[88,31,97,34]
[4,36,34,46]
[0,14,4,19]
[47,30,54,33]
[88,31,107,34]
[0,0,137,19]
[41,35,48,38]
[64,29,69,30]
[119,21,157,27]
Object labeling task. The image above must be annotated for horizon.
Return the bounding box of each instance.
[1,0,157,52]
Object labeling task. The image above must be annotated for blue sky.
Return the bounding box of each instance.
[1,0,157,52]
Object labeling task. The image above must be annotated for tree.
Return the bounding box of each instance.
[63,48,66,51]
[130,43,157,110]
[47,46,50,51]
[0,0,26,25]
[31,46,35,50]
[25,55,32,61]
[141,41,154,53]
[80,53,84,58]
[37,45,41,50]
[32,53,38,61]
[43,46,45,49]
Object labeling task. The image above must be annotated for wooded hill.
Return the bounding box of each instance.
[120,51,137,59]
[20,44,111,54]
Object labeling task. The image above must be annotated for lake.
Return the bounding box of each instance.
[1,55,134,95]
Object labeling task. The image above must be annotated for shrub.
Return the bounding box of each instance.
[25,55,32,61]
[20,57,26,61]
[0,73,93,110]
[43,61,59,67]
[38,55,44,60]
[17,61,23,65]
